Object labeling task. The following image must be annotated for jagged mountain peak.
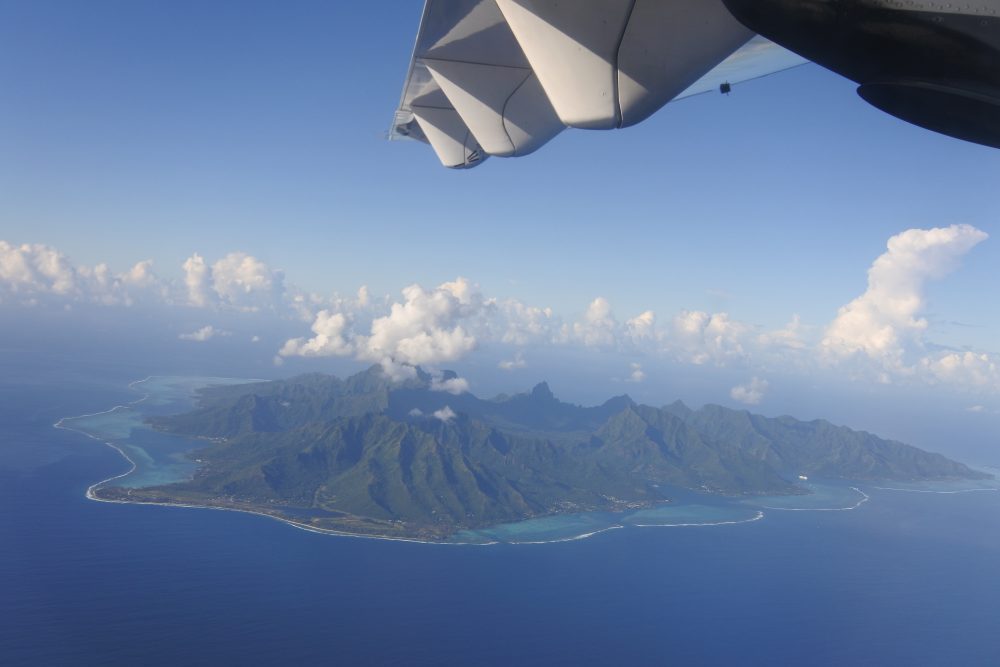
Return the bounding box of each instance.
[530,381,554,400]
[600,394,635,411]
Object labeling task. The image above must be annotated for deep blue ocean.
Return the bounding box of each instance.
[3,356,1000,666]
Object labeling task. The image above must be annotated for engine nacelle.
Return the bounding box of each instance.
[721,0,1000,149]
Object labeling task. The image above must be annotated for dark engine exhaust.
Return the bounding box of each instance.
[721,0,1000,149]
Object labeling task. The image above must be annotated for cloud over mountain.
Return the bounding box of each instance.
[279,278,481,379]
[278,311,353,358]
[731,377,769,405]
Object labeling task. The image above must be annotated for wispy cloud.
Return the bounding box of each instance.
[431,375,470,395]
[627,363,645,383]
[499,352,526,370]
[731,377,769,405]
[433,406,456,423]
[179,325,230,342]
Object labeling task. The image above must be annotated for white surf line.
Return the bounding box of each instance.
[83,487,629,547]
[81,490,475,546]
[70,432,141,501]
[872,486,1000,495]
[760,487,870,512]
[55,375,265,429]
[632,510,765,528]
[503,524,626,545]
[54,375,204,496]
[78,473,645,546]
[500,510,768,543]
[53,376,162,497]
[53,375,155,430]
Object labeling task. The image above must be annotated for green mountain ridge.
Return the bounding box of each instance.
[122,365,989,540]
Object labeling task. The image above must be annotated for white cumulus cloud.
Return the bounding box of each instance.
[758,315,807,350]
[498,300,556,345]
[0,241,78,296]
[6,229,998,399]
[211,252,284,310]
[278,310,353,358]
[179,325,229,342]
[671,310,748,365]
[182,253,213,307]
[821,224,988,372]
[568,297,618,347]
[181,251,286,311]
[731,377,769,405]
[431,375,470,395]
[626,310,657,343]
[627,362,645,383]
[0,241,164,306]
[499,352,527,370]
[433,406,456,423]
[279,278,481,379]
[920,351,999,389]
[361,278,478,367]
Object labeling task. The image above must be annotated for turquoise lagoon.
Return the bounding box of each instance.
[56,376,255,489]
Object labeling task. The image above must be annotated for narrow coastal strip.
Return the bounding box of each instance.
[76,489,627,546]
[632,510,765,528]
[53,377,157,498]
[55,376,207,498]
[872,486,1000,495]
[499,524,626,545]
[84,490,464,545]
[760,487,870,511]
[54,375,155,428]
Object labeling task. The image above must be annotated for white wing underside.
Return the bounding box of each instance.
[391,0,807,168]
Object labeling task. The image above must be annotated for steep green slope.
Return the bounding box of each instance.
[663,403,983,481]
[132,367,990,539]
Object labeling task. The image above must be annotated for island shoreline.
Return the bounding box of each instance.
[56,375,990,546]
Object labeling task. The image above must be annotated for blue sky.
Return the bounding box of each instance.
[3,1,1000,458]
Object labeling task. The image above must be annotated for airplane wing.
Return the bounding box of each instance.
[390,0,807,169]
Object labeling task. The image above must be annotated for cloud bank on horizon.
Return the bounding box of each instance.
[1,225,995,398]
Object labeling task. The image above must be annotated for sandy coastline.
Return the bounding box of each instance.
[632,511,765,528]
[53,375,921,546]
[873,486,999,494]
[760,487,870,512]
